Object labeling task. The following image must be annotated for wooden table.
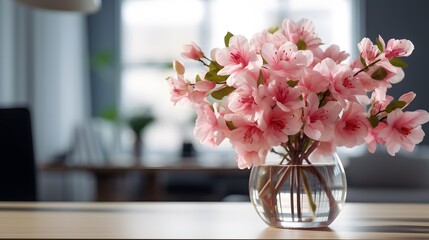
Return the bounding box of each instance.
[0,202,428,239]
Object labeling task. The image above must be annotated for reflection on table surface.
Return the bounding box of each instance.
[0,202,428,239]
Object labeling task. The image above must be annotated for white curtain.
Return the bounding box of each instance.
[0,0,94,201]
[0,0,90,163]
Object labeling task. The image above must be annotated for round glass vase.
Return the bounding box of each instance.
[249,152,347,228]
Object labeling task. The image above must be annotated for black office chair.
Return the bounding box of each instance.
[0,107,37,201]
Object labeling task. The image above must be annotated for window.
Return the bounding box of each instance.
[120,0,355,158]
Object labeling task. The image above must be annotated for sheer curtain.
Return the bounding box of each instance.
[0,0,90,163]
[0,0,92,200]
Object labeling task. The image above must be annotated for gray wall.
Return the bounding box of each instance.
[87,0,121,118]
[364,0,429,144]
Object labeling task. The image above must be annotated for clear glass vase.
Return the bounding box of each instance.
[249,153,347,228]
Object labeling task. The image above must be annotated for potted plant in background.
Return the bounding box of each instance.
[165,18,429,228]
[127,109,155,164]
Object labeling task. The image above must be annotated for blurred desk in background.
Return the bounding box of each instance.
[40,157,250,201]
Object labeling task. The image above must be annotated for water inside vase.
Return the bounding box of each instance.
[250,163,347,228]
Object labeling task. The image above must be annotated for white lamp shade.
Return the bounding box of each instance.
[15,0,102,14]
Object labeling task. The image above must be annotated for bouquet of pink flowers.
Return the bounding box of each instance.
[167,18,429,169]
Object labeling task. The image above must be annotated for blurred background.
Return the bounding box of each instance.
[0,0,428,202]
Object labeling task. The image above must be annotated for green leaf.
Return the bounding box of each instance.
[224,32,234,47]
[389,57,408,68]
[195,74,202,82]
[257,70,264,86]
[385,100,406,113]
[204,61,229,83]
[287,80,299,87]
[268,25,279,34]
[376,36,384,52]
[211,86,235,100]
[209,60,222,71]
[368,115,380,128]
[371,67,387,80]
[204,71,228,83]
[360,55,367,68]
[297,39,307,50]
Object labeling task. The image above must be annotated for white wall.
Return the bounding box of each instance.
[31,10,89,163]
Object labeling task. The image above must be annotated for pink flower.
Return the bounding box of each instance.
[167,17,427,169]
[264,78,304,112]
[234,148,268,169]
[350,59,381,92]
[166,61,214,106]
[251,30,287,54]
[166,75,193,105]
[225,68,261,88]
[225,114,270,152]
[356,36,413,86]
[251,31,271,54]
[195,79,216,92]
[194,103,227,147]
[181,41,204,60]
[314,58,365,107]
[304,94,342,141]
[369,88,393,116]
[365,122,387,153]
[374,59,405,84]
[298,70,329,94]
[166,74,215,106]
[334,102,370,147]
[369,90,415,117]
[261,42,313,79]
[215,35,259,76]
[227,79,263,121]
[384,38,414,58]
[358,37,380,63]
[271,31,288,48]
[310,140,336,160]
[378,109,429,156]
[282,18,322,50]
[259,108,303,146]
[353,60,405,91]
[312,45,349,65]
[166,61,197,105]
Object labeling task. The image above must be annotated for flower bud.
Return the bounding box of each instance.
[181,41,204,60]
[399,91,416,108]
[173,60,185,76]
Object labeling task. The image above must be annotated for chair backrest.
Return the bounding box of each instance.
[0,107,37,201]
